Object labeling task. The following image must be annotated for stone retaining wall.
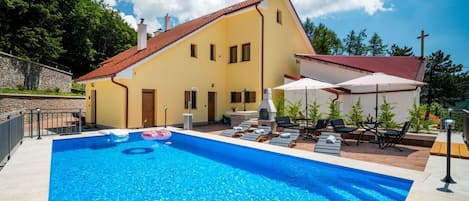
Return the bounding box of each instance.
[0,94,85,114]
[0,52,72,92]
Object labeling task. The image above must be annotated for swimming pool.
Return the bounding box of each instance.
[49,131,413,200]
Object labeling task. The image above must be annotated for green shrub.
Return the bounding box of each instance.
[285,100,302,120]
[16,84,25,91]
[347,97,364,127]
[54,87,60,93]
[327,99,341,120]
[408,99,425,133]
[308,100,321,124]
[274,96,285,117]
[378,96,398,129]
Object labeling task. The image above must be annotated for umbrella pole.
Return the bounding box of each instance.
[375,84,378,121]
[305,86,308,126]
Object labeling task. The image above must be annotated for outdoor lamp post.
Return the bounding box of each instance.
[36,108,41,140]
[441,114,456,184]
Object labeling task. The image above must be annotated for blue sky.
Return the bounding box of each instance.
[109,0,468,70]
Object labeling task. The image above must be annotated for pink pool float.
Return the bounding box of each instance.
[141,129,172,140]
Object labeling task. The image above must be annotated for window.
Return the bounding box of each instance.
[190,44,197,58]
[210,44,216,61]
[244,91,256,103]
[276,10,282,24]
[230,92,242,103]
[241,43,250,62]
[184,91,197,109]
[229,45,237,63]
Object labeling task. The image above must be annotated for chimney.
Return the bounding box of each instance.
[153,28,163,37]
[164,14,171,31]
[137,18,147,51]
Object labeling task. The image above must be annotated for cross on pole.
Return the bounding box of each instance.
[417,30,429,59]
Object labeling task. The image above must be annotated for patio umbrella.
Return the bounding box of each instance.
[274,78,338,125]
[337,72,425,122]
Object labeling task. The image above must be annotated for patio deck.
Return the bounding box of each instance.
[193,124,431,171]
[0,125,467,200]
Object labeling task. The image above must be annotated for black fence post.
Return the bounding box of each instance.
[36,108,41,140]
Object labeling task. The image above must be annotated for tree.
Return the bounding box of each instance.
[327,99,341,120]
[0,0,64,61]
[378,96,398,129]
[421,50,469,108]
[303,17,315,41]
[368,33,388,56]
[308,100,322,124]
[347,97,364,127]
[388,44,413,56]
[302,19,342,55]
[0,0,137,78]
[408,99,425,133]
[343,29,367,55]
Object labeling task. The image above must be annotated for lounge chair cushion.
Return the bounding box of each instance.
[280,133,291,138]
[326,135,337,144]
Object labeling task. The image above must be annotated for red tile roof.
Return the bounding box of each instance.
[296,54,426,81]
[77,0,261,82]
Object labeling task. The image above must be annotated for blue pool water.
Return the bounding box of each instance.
[49,132,413,201]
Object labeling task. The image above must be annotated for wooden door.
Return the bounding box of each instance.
[142,89,155,127]
[90,90,96,124]
[208,92,216,123]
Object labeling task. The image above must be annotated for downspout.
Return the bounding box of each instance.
[255,4,265,99]
[111,75,128,128]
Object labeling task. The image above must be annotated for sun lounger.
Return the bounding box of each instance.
[314,132,342,156]
[269,130,300,147]
[239,126,271,142]
[219,122,251,137]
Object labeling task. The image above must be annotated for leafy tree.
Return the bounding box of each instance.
[327,99,341,120]
[0,0,137,78]
[0,0,64,61]
[408,99,425,133]
[347,97,364,127]
[274,96,285,117]
[308,100,321,124]
[388,44,413,56]
[343,29,367,55]
[303,17,315,41]
[367,33,388,56]
[285,100,302,120]
[421,50,469,108]
[302,19,342,55]
[378,96,398,129]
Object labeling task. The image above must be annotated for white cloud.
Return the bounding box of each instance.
[291,0,392,19]
[103,0,117,7]
[120,0,239,33]
[116,0,391,33]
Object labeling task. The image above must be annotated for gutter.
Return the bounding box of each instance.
[255,4,264,99]
[111,76,129,128]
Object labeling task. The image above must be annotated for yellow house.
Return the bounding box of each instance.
[77,0,314,128]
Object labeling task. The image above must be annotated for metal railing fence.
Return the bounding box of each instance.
[0,110,24,166]
[24,108,83,138]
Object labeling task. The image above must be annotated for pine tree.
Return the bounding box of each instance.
[302,20,342,55]
[378,96,398,129]
[421,50,469,108]
[408,99,424,133]
[328,99,341,120]
[368,33,388,56]
[348,97,364,127]
[388,44,413,56]
[308,100,321,124]
[343,29,367,55]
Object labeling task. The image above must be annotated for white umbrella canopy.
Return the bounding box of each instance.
[274,78,338,124]
[337,72,425,121]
